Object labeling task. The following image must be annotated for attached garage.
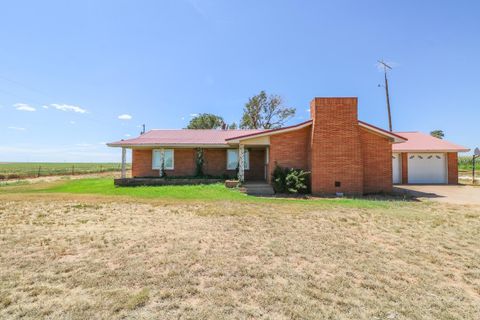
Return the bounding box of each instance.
[392,132,469,185]
[392,153,402,184]
[407,153,447,184]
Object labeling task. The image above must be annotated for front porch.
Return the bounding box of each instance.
[117,144,270,184]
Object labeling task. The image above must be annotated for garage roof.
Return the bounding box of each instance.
[393,132,470,152]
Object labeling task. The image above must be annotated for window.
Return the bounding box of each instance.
[152,149,174,170]
[164,149,173,169]
[227,149,249,170]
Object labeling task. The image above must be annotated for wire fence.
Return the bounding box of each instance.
[0,163,131,180]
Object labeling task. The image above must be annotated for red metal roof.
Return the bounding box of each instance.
[107,129,265,147]
[358,120,407,142]
[392,132,469,152]
[225,120,313,141]
[107,120,409,147]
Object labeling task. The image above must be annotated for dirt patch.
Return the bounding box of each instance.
[0,198,479,319]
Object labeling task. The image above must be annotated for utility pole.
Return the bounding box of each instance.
[378,59,393,132]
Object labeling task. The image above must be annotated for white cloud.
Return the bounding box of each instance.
[75,143,92,147]
[118,114,132,120]
[124,134,131,137]
[14,103,36,112]
[7,126,26,131]
[46,104,88,113]
[189,113,199,117]
[69,121,76,124]
[42,105,49,109]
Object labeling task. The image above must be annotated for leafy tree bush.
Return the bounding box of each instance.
[187,113,225,129]
[285,169,310,194]
[430,130,445,139]
[272,165,289,193]
[240,91,295,129]
[272,164,310,194]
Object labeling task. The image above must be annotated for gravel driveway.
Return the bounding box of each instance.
[394,185,480,205]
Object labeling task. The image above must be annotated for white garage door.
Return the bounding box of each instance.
[408,153,447,184]
[392,153,401,184]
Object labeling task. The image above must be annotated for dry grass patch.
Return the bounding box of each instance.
[0,198,479,319]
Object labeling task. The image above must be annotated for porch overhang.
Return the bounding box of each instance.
[106,143,233,149]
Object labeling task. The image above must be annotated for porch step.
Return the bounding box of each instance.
[241,182,275,196]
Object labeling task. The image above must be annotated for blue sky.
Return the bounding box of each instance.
[1,0,479,162]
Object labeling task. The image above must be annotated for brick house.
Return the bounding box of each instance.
[108,97,469,195]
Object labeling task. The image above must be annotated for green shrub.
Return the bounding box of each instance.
[272,165,289,193]
[272,164,310,194]
[285,169,310,194]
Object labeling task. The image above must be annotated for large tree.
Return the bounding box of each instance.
[240,91,295,129]
[187,113,225,129]
[430,130,445,139]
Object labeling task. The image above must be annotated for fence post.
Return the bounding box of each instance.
[37,166,41,177]
[473,155,476,185]
[72,164,75,176]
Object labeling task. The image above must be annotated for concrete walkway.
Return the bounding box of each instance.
[394,185,480,205]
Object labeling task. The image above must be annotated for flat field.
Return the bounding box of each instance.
[0,162,130,179]
[0,179,479,319]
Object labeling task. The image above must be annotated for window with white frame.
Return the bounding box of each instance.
[227,149,249,170]
[152,149,174,170]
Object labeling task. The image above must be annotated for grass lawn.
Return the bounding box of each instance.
[0,178,479,319]
[0,177,400,208]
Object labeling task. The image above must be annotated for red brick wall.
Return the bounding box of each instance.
[310,98,364,195]
[132,149,196,177]
[447,152,458,184]
[360,128,393,193]
[132,149,155,177]
[204,148,265,180]
[268,126,311,182]
[133,147,265,180]
[401,153,408,184]
[203,149,229,177]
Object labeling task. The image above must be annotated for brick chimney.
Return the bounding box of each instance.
[310,97,364,195]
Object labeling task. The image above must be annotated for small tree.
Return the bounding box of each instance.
[240,91,296,129]
[160,160,166,178]
[187,113,225,129]
[430,130,445,139]
[195,148,204,177]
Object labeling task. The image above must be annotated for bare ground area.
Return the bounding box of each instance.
[0,195,479,319]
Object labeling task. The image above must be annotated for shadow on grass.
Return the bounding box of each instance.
[248,189,422,203]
